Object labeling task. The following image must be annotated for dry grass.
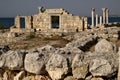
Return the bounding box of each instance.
[9,35,69,50]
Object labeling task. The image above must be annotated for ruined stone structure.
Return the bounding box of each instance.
[10,8,88,33]
[91,8,109,28]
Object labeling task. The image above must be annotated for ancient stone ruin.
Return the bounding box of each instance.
[0,7,120,80]
[91,8,109,28]
[10,7,88,33]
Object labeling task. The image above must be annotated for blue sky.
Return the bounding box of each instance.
[0,0,120,17]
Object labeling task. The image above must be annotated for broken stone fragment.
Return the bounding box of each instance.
[5,50,26,70]
[24,52,46,74]
[14,71,25,80]
[46,53,69,80]
[72,54,88,79]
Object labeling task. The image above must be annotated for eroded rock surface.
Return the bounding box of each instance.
[72,54,88,79]
[25,52,46,74]
[95,39,117,53]
[46,53,69,80]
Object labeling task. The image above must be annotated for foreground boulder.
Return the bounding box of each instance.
[46,53,69,80]
[0,50,25,70]
[89,57,112,77]
[84,51,118,77]
[95,39,117,53]
[72,54,88,79]
[5,50,26,70]
[56,47,84,65]
[24,52,46,74]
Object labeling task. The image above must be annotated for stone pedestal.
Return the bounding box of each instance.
[91,8,95,28]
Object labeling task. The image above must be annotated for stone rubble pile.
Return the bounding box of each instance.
[0,34,119,80]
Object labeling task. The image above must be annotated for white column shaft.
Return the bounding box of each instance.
[96,14,98,27]
[102,8,106,24]
[91,8,95,27]
[106,9,109,24]
[100,16,102,26]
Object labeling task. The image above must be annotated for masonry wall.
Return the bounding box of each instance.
[15,16,21,28]
[25,16,33,29]
[11,8,88,33]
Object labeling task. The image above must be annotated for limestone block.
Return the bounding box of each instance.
[72,54,88,79]
[89,58,112,77]
[24,52,46,74]
[5,50,26,70]
[95,39,117,53]
[46,53,69,80]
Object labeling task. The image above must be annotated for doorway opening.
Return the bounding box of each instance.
[20,18,25,28]
[51,16,59,29]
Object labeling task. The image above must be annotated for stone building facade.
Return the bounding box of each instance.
[10,8,88,33]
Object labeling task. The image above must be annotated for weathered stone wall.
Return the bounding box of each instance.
[25,16,33,29]
[11,8,88,33]
[14,16,21,28]
[32,9,87,32]
[83,17,88,30]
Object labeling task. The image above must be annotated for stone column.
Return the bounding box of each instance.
[106,9,109,24]
[102,8,106,24]
[91,8,95,27]
[96,14,98,27]
[100,16,102,26]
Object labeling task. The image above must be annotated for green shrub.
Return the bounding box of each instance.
[27,32,36,39]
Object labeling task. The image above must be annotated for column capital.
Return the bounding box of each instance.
[96,14,99,16]
[92,8,95,11]
[102,8,106,12]
[106,9,109,12]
